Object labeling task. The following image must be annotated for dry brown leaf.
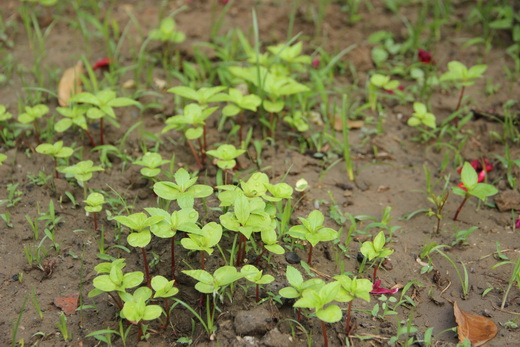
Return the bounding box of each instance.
[453,301,498,346]
[58,61,83,106]
[333,116,364,131]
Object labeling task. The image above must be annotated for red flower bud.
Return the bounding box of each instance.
[92,57,112,70]
[312,58,320,69]
[418,49,433,65]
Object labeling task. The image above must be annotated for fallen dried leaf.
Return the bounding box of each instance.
[54,293,79,315]
[333,116,364,131]
[58,61,83,106]
[453,301,498,346]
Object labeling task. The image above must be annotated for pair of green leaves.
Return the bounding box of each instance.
[153,168,213,209]
[440,61,487,87]
[408,102,436,129]
[84,192,105,213]
[18,104,49,124]
[89,259,143,298]
[288,210,338,247]
[149,18,185,44]
[133,152,169,178]
[36,141,74,159]
[113,212,165,248]
[163,103,218,140]
[206,144,245,170]
[360,231,394,261]
[220,195,271,239]
[453,162,498,201]
[60,160,104,184]
[183,266,244,296]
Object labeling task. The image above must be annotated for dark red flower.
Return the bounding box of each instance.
[384,85,405,95]
[418,49,434,65]
[92,58,112,70]
[312,58,320,69]
[457,159,493,183]
[370,280,398,295]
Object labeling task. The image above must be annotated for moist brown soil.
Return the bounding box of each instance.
[1,1,519,346]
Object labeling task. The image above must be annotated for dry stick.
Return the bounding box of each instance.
[453,195,469,221]
[141,248,151,289]
[321,321,329,347]
[187,140,203,169]
[345,300,353,334]
[171,237,176,281]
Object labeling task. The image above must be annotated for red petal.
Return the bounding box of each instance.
[92,58,112,70]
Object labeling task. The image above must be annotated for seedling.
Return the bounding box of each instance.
[120,287,162,341]
[206,144,245,184]
[133,152,169,180]
[153,168,213,209]
[84,192,105,231]
[360,231,394,282]
[18,104,49,144]
[149,18,186,44]
[56,312,69,341]
[334,275,372,333]
[408,102,436,130]
[151,275,179,330]
[181,222,222,270]
[113,213,165,287]
[279,265,324,321]
[492,255,520,309]
[0,153,7,165]
[368,74,399,111]
[452,162,498,221]
[440,61,487,111]
[168,86,227,106]
[287,210,338,265]
[54,105,95,147]
[240,264,274,302]
[293,282,342,347]
[35,141,73,178]
[60,160,104,199]
[222,88,261,143]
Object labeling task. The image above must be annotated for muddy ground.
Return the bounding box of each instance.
[1,0,519,346]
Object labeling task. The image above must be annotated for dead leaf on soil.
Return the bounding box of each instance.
[54,293,79,315]
[333,117,364,131]
[453,301,498,346]
[58,61,84,106]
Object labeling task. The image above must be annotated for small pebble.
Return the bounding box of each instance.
[285,252,301,264]
[382,259,393,270]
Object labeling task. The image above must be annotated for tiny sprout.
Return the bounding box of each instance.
[408,102,436,129]
[36,141,74,178]
[133,152,169,179]
[241,264,275,302]
[369,74,400,111]
[206,144,245,171]
[84,192,105,231]
[0,105,13,121]
[18,104,49,144]
[149,18,186,44]
[360,231,394,282]
[440,61,487,111]
[0,153,7,165]
[60,160,104,199]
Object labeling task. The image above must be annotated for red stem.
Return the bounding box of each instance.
[188,140,203,169]
[345,301,353,334]
[373,259,381,282]
[297,307,302,322]
[171,237,176,281]
[137,322,142,342]
[107,292,123,310]
[33,122,41,145]
[201,251,205,270]
[141,247,151,288]
[255,248,266,266]
[322,320,329,347]
[202,124,207,160]
[53,157,59,178]
[453,195,469,221]
[238,111,244,144]
[93,212,98,231]
[455,86,465,112]
[83,129,96,147]
[100,117,104,146]
[307,244,313,265]
[256,284,260,303]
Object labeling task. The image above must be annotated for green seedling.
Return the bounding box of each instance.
[60,160,104,199]
[440,61,487,111]
[283,110,309,132]
[222,88,261,143]
[334,275,372,334]
[151,275,179,330]
[492,255,520,309]
[368,74,399,111]
[294,282,342,347]
[434,248,469,298]
[183,266,244,336]
[360,231,394,282]
[88,258,144,310]
[168,86,227,106]
[219,194,271,266]
[3,183,23,208]
[423,165,450,234]
[149,17,186,44]
[84,192,105,231]
[217,172,270,205]
[0,104,13,123]
[153,168,213,209]
[162,104,219,168]
[0,153,7,165]
[452,162,498,221]
[241,264,274,303]
[145,207,199,280]
[267,41,311,71]
[56,312,69,341]
[408,102,436,130]
[21,0,57,5]
[279,265,324,322]
[181,222,222,270]
[69,89,139,146]
[451,226,478,247]
[18,104,49,144]
[35,141,73,178]
[120,287,162,342]
[55,105,95,147]
[133,152,169,179]
[287,210,338,265]
[206,144,245,171]
[113,213,165,287]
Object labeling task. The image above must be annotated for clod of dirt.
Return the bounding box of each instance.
[234,306,273,335]
[494,190,520,212]
[53,178,72,202]
[261,328,294,347]
[355,180,370,191]
[285,252,300,264]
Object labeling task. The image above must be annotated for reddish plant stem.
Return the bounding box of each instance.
[322,321,329,347]
[255,248,266,266]
[83,129,96,147]
[453,195,469,221]
[372,259,382,282]
[100,117,104,146]
[188,140,203,169]
[93,212,98,231]
[238,111,244,144]
[236,234,245,266]
[345,300,353,334]
[307,244,314,265]
[33,122,41,145]
[108,292,123,310]
[256,284,260,303]
[297,308,302,322]
[201,251,205,270]
[137,322,143,342]
[53,158,59,178]
[141,247,151,288]
[455,86,465,112]
[171,237,176,281]
[202,125,207,160]
[159,298,172,331]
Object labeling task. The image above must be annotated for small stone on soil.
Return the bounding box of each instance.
[285,252,300,264]
[234,306,272,335]
[261,328,293,347]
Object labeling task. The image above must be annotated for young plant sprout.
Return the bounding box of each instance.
[287,210,338,265]
[0,104,13,126]
[240,264,274,302]
[149,17,186,44]
[408,102,436,130]
[440,61,487,112]
[55,105,96,147]
[368,74,399,111]
[153,168,213,209]
[120,287,162,341]
[452,162,498,221]
[133,152,169,180]
[360,231,394,282]
[69,89,139,146]
[168,86,227,107]
[60,160,104,199]
[206,144,245,184]
[35,141,73,178]
[293,282,342,347]
[267,41,311,72]
[151,275,179,330]
[113,213,165,288]
[84,192,105,231]
[181,222,222,270]
[18,104,49,144]
[334,275,372,334]
[222,88,261,143]
[279,265,324,322]
[145,207,199,280]
[0,153,7,165]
